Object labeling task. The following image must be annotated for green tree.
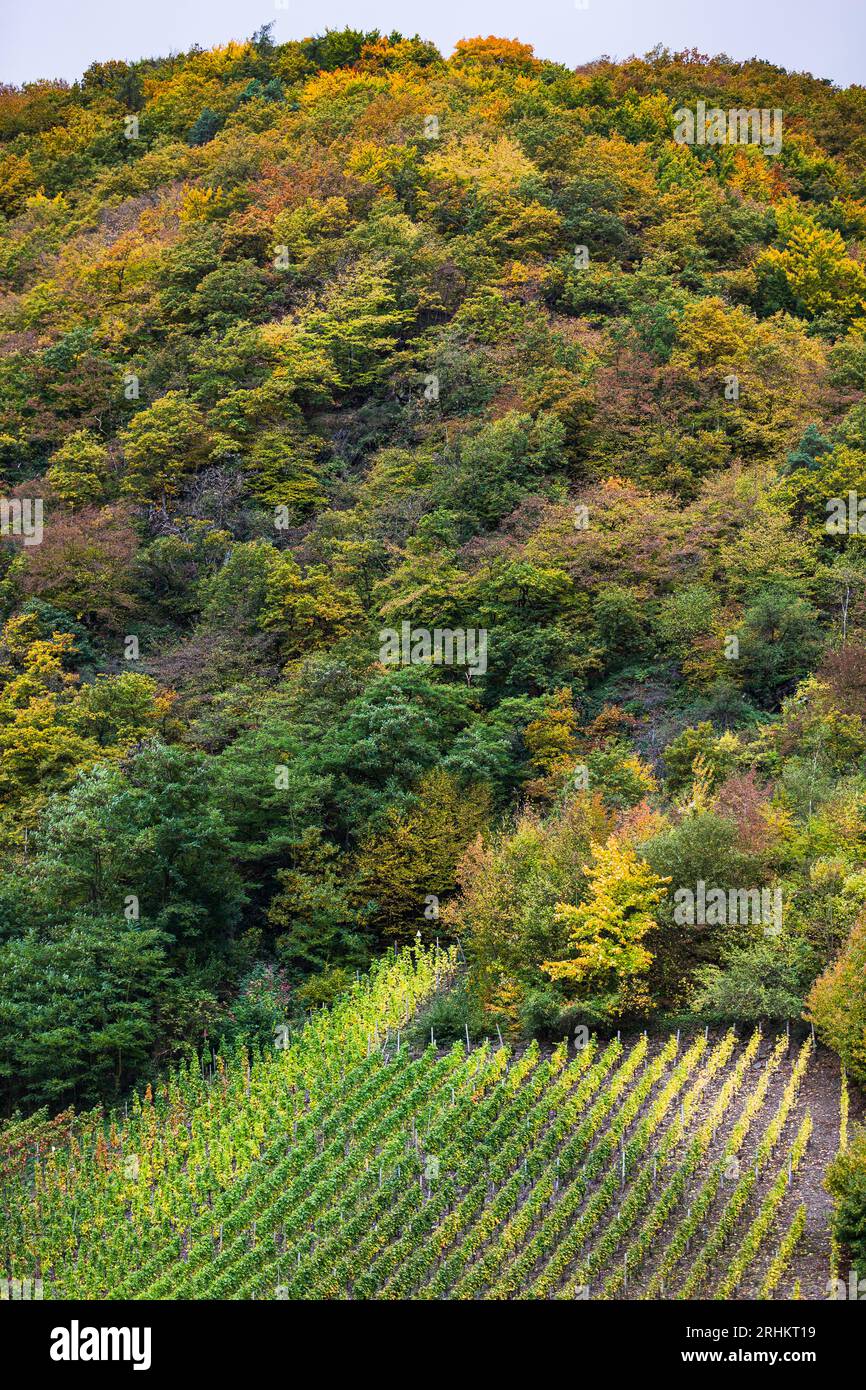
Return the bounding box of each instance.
[267,828,371,976]
[46,430,110,507]
[298,259,411,390]
[827,1128,866,1283]
[0,916,168,1110]
[738,588,823,705]
[119,392,210,508]
[187,108,225,146]
[33,742,245,959]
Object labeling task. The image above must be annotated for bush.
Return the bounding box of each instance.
[827,1127,866,1282]
[516,985,565,1038]
[410,980,487,1046]
[518,986,608,1041]
[217,964,292,1051]
[295,965,353,1011]
[691,936,815,1023]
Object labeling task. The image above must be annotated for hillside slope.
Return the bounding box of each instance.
[0,945,851,1300]
[1,27,866,1299]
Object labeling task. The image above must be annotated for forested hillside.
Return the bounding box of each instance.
[1,22,865,1183]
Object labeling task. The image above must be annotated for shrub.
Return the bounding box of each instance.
[217,963,292,1050]
[410,980,487,1046]
[827,1127,866,1281]
[295,965,354,1011]
[691,936,815,1023]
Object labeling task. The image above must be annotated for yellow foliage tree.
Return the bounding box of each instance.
[260,552,363,657]
[759,206,866,328]
[523,686,579,800]
[543,835,669,1014]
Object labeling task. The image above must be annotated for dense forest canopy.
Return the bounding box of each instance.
[1,26,866,1121]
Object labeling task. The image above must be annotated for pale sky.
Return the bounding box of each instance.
[1,0,864,88]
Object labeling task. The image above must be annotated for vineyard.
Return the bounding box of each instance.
[0,944,848,1300]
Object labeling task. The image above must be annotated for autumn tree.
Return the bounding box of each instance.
[356,769,491,941]
[523,686,580,800]
[46,430,111,508]
[119,392,210,508]
[807,912,866,1084]
[20,504,137,629]
[542,836,669,1017]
